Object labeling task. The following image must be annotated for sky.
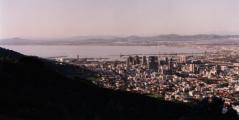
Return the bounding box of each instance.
[0,0,239,38]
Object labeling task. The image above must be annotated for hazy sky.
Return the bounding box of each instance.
[0,0,239,38]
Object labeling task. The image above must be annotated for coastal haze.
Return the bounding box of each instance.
[0,45,205,58]
[0,34,239,58]
[1,0,239,58]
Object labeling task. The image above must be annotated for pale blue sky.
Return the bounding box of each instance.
[0,0,239,38]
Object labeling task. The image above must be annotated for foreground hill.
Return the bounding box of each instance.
[0,47,238,120]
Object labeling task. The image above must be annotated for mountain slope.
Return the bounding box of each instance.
[0,48,190,120]
[0,47,24,61]
[0,47,238,120]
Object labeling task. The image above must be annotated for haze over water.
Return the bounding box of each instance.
[0,0,238,59]
[0,45,205,58]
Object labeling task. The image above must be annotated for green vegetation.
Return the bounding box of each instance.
[217,82,229,88]
[202,78,217,84]
[148,94,164,100]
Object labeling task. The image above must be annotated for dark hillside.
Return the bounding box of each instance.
[0,47,24,61]
[0,47,237,120]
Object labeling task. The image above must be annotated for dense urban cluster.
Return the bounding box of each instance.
[57,48,239,114]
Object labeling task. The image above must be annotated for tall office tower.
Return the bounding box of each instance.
[216,65,221,76]
[148,56,159,72]
[169,58,174,69]
[158,66,164,74]
[126,56,134,66]
[165,57,169,65]
[142,56,147,65]
[189,64,195,73]
[179,55,186,63]
[167,58,174,74]
[133,55,140,65]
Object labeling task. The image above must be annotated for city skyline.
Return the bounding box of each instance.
[0,0,239,39]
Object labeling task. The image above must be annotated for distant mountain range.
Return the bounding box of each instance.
[1,34,239,45]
